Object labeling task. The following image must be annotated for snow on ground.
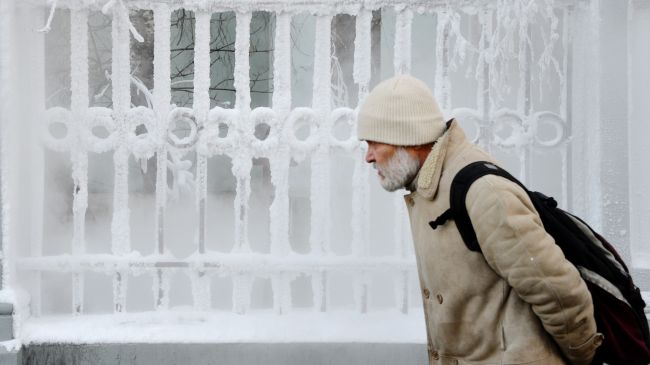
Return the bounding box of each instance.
[21,310,426,345]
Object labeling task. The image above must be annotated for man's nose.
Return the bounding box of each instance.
[365,148,375,164]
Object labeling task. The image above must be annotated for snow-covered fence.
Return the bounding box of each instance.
[2,0,603,326]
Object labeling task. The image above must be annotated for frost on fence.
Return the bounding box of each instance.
[11,0,583,323]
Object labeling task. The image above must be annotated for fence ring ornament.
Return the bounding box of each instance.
[492,109,531,150]
[127,106,158,159]
[43,107,73,152]
[329,107,358,152]
[196,107,238,156]
[250,107,279,153]
[83,107,116,153]
[286,107,319,154]
[167,107,199,150]
[450,108,481,144]
[532,111,566,149]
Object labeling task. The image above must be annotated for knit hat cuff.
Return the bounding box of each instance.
[357,113,446,146]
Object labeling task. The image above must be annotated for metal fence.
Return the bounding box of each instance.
[7,0,588,320]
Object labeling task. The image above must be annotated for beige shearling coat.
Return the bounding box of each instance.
[404,120,603,365]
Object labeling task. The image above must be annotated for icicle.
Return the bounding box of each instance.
[37,0,58,33]
[102,0,144,43]
[393,7,413,75]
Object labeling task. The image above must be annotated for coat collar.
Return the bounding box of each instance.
[409,119,467,200]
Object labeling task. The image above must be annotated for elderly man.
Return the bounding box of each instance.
[357,74,602,365]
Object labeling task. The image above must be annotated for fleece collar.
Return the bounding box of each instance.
[412,119,458,200]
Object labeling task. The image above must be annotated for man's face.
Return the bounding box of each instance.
[364,141,420,192]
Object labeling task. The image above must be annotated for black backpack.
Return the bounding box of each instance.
[428,161,650,365]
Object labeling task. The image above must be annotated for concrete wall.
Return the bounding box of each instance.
[20,343,426,365]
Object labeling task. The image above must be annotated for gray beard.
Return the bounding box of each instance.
[374,148,420,192]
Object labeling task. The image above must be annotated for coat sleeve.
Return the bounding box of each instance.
[465,175,602,365]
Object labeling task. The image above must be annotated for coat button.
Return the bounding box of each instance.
[431,350,440,360]
[405,196,415,207]
[423,288,430,299]
[436,293,444,304]
[594,333,604,347]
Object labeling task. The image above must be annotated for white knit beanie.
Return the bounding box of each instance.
[357,74,445,146]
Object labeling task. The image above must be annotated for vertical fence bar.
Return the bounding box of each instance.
[561,7,573,210]
[570,1,601,228]
[477,10,492,153]
[434,11,451,114]
[192,10,211,310]
[311,14,332,312]
[111,3,132,313]
[233,11,253,253]
[153,5,170,257]
[153,4,171,310]
[393,7,413,75]
[232,11,253,314]
[194,11,210,255]
[0,0,9,297]
[392,6,414,314]
[269,13,292,257]
[153,3,171,310]
[70,9,89,315]
[517,23,532,184]
[270,11,292,314]
[352,8,372,314]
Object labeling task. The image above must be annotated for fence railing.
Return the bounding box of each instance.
[11,0,582,320]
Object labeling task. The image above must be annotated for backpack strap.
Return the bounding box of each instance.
[437,161,526,253]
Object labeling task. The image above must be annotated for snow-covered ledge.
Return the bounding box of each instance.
[20,311,425,344]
